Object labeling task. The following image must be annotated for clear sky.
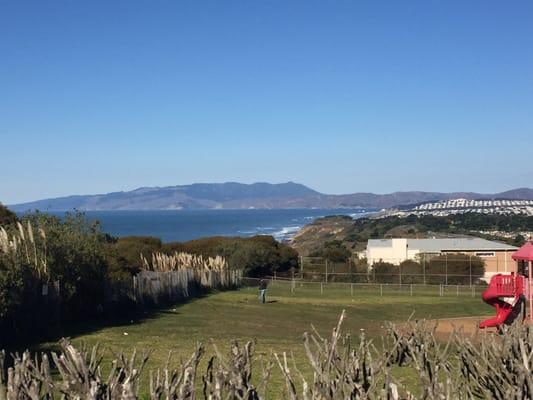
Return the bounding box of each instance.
[1,1,532,204]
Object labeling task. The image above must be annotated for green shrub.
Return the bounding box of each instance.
[310,240,351,262]
[0,203,17,226]
[427,253,484,285]
[21,212,109,319]
[105,236,162,281]
[398,260,423,284]
[162,235,298,277]
[0,257,30,319]
[372,261,398,283]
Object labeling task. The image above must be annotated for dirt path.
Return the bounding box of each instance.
[429,316,502,340]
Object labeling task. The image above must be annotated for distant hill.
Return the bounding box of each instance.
[8,183,533,211]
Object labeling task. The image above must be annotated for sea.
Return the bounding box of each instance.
[42,209,375,242]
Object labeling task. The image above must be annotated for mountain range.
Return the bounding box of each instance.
[7,182,533,211]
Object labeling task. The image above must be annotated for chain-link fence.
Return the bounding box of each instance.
[295,254,497,285]
[242,276,481,298]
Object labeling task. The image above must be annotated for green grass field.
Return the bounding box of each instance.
[39,281,494,397]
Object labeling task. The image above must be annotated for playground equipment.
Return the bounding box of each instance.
[479,241,533,329]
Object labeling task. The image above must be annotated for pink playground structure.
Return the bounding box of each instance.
[479,240,533,329]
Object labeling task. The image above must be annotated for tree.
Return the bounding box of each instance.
[398,260,423,284]
[162,235,298,277]
[512,234,526,247]
[310,240,351,262]
[105,236,162,281]
[427,253,484,285]
[0,203,17,226]
[372,261,398,284]
[21,211,109,318]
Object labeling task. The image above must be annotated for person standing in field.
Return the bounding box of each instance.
[259,279,268,303]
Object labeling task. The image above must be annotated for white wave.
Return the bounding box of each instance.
[272,225,301,241]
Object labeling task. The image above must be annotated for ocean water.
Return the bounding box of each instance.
[45,209,373,242]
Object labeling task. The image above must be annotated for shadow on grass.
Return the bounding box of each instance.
[9,293,212,356]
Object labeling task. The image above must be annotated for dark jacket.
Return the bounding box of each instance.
[259,280,268,290]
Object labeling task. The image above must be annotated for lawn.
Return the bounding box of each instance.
[39,281,494,398]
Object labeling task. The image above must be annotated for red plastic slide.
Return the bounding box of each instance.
[479,273,525,329]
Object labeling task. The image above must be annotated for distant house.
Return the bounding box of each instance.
[366,238,518,280]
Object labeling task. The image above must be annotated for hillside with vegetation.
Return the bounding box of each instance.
[291,213,533,257]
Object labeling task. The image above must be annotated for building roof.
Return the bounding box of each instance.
[367,238,517,252]
[367,239,398,248]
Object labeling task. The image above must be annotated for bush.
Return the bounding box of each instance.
[426,253,484,285]
[162,235,298,277]
[105,236,162,281]
[398,260,423,284]
[310,240,351,262]
[348,259,370,283]
[0,203,17,226]
[0,257,30,320]
[20,212,109,320]
[370,254,485,285]
[372,261,398,283]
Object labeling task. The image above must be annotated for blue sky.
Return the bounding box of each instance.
[1,1,532,204]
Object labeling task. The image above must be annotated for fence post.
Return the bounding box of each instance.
[410,284,413,296]
[380,284,383,297]
[456,284,459,296]
[399,263,402,287]
[291,279,295,294]
[422,254,426,285]
[469,255,472,287]
[351,283,354,296]
[321,282,323,295]
[325,259,328,283]
[445,253,448,285]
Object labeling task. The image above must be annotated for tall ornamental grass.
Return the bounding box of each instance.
[0,221,48,279]
[134,252,241,304]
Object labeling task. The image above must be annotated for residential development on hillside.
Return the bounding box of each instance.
[387,198,533,217]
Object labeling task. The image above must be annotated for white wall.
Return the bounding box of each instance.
[367,239,409,265]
